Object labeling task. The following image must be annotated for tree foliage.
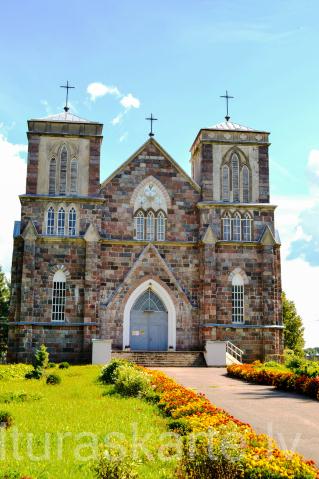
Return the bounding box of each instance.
[282,292,305,356]
[0,266,10,318]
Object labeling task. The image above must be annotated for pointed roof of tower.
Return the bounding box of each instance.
[32,111,98,124]
[209,120,257,131]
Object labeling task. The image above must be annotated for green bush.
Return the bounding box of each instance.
[0,391,42,403]
[47,362,56,368]
[93,450,138,479]
[58,362,70,369]
[99,359,130,384]
[114,364,151,397]
[34,344,49,369]
[25,368,43,380]
[46,374,61,385]
[0,411,13,429]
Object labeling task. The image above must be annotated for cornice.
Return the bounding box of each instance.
[20,194,104,204]
[197,202,277,210]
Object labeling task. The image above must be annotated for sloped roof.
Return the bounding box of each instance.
[31,111,97,124]
[209,120,256,131]
[101,137,201,192]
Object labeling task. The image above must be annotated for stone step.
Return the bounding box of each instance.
[112,351,206,367]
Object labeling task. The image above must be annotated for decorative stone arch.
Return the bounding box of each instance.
[130,176,171,214]
[123,278,176,350]
[222,146,250,166]
[48,264,71,281]
[220,147,252,202]
[228,267,249,285]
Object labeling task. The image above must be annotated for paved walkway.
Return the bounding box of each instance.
[158,367,319,465]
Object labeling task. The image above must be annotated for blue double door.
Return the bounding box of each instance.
[130,289,168,351]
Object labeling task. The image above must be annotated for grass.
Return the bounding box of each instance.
[0,365,176,479]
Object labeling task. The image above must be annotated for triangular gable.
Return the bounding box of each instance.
[260,225,277,246]
[22,220,38,240]
[104,243,194,309]
[202,225,217,245]
[84,223,100,242]
[101,138,201,192]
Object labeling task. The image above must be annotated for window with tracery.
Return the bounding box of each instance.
[222,212,253,242]
[68,207,77,236]
[57,207,65,236]
[59,146,68,195]
[49,158,56,195]
[47,207,55,235]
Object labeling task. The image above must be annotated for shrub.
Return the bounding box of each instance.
[33,344,49,370]
[0,392,42,403]
[25,368,43,380]
[58,362,70,369]
[99,359,130,384]
[46,374,61,385]
[93,449,138,479]
[0,411,13,429]
[47,362,56,368]
[114,364,151,397]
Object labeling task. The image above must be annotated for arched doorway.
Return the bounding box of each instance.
[130,288,168,351]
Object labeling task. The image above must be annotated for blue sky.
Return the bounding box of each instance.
[1,0,319,345]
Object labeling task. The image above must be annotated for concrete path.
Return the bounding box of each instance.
[157,367,319,465]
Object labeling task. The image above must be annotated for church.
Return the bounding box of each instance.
[7,104,283,364]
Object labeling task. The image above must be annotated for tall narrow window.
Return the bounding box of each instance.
[223,214,232,241]
[232,273,244,323]
[233,213,241,241]
[52,270,66,322]
[70,159,78,194]
[146,211,155,241]
[134,211,145,240]
[49,158,56,195]
[47,207,55,235]
[242,165,249,203]
[242,213,252,241]
[157,211,166,241]
[59,146,68,195]
[222,165,230,202]
[57,207,65,236]
[231,154,240,202]
[68,207,77,236]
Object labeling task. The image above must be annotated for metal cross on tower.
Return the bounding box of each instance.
[220,90,234,122]
[145,113,158,137]
[60,81,75,112]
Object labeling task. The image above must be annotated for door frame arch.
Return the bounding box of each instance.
[123,279,176,351]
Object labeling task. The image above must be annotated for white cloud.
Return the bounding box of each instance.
[120,93,140,110]
[0,133,27,277]
[111,112,125,126]
[87,82,121,102]
[119,132,128,143]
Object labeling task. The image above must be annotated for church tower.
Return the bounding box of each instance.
[9,111,103,362]
[190,119,283,361]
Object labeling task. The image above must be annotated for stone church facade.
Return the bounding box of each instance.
[8,111,283,363]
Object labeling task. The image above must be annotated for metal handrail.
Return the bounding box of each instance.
[226,341,243,363]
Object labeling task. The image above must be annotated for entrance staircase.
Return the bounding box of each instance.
[112,351,206,367]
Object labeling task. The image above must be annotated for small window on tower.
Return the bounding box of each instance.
[59,146,68,195]
[242,165,250,203]
[222,165,230,202]
[68,207,77,236]
[231,154,240,202]
[70,159,78,194]
[49,158,56,195]
[57,207,65,236]
[46,207,55,235]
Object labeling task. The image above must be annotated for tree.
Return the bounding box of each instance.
[0,267,10,318]
[282,292,305,356]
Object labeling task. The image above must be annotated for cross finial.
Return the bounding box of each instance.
[220,90,234,122]
[145,113,158,137]
[60,80,75,112]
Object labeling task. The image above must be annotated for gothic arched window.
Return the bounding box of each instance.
[49,158,56,195]
[232,273,244,323]
[134,211,145,240]
[222,213,232,241]
[242,213,252,241]
[68,207,77,236]
[242,165,250,203]
[47,207,55,235]
[231,154,240,202]
[222,165,230,202]
[52,270,66,322]
[233,212,241,241]
[146,211,155,241]
[57,207,65,236]
[70,159,78,194]
[59,146,68,195]
[157,211,166,241]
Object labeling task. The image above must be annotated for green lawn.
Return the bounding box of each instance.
[0,366,176,479]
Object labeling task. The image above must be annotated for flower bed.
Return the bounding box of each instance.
[227,363,319,401]
[144,368,319,478]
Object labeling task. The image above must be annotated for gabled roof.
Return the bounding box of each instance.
[30,111,100,124]
[101,137,200,192]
